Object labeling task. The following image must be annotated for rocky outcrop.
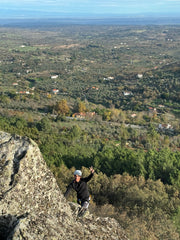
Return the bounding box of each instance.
[0,131,128,240]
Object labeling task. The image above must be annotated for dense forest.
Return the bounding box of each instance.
[0,24,180,239]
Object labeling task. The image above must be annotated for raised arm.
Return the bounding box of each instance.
[82,166,94,182]
[90,166,95,174]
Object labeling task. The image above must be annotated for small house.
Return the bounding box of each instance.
[123,91,132,96]
[51,75,58,79]
[52,89,59,95]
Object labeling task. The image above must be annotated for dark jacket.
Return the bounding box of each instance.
[64,173,94,202]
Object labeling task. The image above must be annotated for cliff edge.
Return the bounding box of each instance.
[0,131,128,240]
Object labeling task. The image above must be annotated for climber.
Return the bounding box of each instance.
[64,166,94,216]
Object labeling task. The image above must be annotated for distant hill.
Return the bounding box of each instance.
[1,16,180,28]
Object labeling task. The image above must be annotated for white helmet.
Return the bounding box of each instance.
[74,170,82,176]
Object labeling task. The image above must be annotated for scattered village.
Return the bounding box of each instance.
[0,24,179,150]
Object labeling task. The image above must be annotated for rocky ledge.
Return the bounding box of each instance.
[0,131,128,240]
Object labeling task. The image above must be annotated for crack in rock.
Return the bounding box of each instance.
[10,150,27,186]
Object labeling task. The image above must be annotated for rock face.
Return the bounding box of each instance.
[0,131,128,240]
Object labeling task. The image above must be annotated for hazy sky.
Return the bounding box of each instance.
[1,0,180,18]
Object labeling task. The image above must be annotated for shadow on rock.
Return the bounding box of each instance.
[0,213,28,240]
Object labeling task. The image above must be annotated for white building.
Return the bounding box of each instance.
[51,75,58,79]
